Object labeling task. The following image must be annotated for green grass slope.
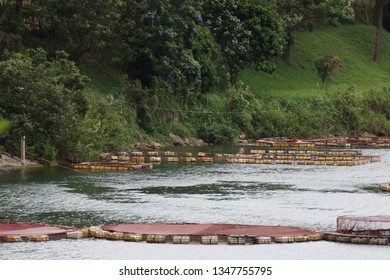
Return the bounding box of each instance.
[240,24,390,100]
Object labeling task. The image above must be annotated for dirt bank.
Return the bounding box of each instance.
[0,152,42,169]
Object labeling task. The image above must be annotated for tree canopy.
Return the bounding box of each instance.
[271,0,355,61]
[0,48,88,161]
[203,0,284,84]
[1,0,285,91]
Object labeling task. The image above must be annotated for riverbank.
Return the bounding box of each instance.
[0,152,42,169]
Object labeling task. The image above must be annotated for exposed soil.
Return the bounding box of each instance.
[0,152,42,169]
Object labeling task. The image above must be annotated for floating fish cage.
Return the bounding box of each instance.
[71,162,153,171]
[379,182,390,192]
[75,149,380,168]
[324,216,390,245]
[250,148,362,156]
[73,139,382,171]
[226,153,380,166]
[255,136,390,148]
[337,216,390,237]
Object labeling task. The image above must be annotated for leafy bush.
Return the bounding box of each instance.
[71,90,139,162]
[226,82,261,138]
[360,111,390,136]
[360,88,390,135]
[197,122,239,145]
[189,101,238,145]
[329,87,362,135]
[365,88,390,119]
[124,77,187,137]
[315,54,343,88]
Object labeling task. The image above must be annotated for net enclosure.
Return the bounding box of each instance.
[337,216,390,236]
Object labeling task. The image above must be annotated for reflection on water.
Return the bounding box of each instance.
[1,148,390,259]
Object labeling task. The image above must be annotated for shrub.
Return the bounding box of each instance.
[226,82,261,138]
[197,122,239,145]
[315,54,343,89]
[329,87,362,135]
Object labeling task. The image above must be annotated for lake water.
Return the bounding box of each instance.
[1,147,390,260]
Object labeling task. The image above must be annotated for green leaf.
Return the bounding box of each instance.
[0,120,11,134]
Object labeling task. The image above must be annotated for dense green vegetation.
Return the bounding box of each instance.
[1,1,390,163]
[0,49,88,161]
[232,24,390,138]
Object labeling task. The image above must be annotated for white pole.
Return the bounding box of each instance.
[21,135,26,166]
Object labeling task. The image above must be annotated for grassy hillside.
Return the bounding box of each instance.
[240,24,390,100]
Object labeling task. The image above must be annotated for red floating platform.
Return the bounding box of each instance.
[101,223,321,243]
[0,222,75,241]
